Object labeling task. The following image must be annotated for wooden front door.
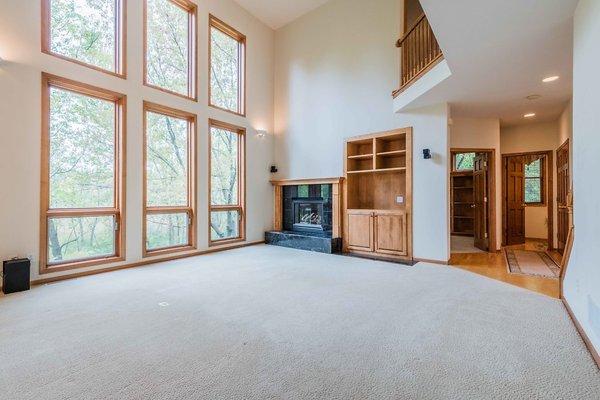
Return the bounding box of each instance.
[557,140,570,254]
[473,153,489,251]
[505,156,526,245]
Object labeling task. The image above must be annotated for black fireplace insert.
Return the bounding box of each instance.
[292,198,328,231]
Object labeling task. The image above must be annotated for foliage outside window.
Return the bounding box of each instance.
[210,120,245,244]
[525,158,544,205]
[41,74,125,272]
[145,0,197,99]
[454,152,475,171]
[44,0,124,76]
[209,15,246,115]
[144,103,196,255]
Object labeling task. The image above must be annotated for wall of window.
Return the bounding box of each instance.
[0,0,275,282]
[143,102,196,256]
[209,15,246,116]
[209,119,245,245]
[144,0,197,100]
[40,73,126,272]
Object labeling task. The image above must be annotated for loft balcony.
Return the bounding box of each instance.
[393,13,444,97]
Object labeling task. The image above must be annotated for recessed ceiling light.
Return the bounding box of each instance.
[543,76,559,83]
[526,94,542,100]
[524,113,536,118]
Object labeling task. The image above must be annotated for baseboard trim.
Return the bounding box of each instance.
[562,297,600,370]
[414,257,449,265]
[29,240,265,287]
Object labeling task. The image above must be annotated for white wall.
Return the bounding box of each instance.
[501,121,560,243]
[0,0,275,283]
[273,0,450,262]
[563,0,600,356]
[450,117,502,250]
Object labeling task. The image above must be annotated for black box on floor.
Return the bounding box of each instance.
[2,258,30,294]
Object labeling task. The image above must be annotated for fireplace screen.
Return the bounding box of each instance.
[293,199,325,231]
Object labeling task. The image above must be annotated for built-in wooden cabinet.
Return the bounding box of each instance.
[343,128,412,262]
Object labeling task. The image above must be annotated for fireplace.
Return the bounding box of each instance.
[292,198,329,232]
[265,181,342,254]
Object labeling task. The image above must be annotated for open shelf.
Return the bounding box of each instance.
[347,169,375,174]
[376,150,406,157]
[375,133,406,153]
[347,138,373,157]
[348,154,374,160]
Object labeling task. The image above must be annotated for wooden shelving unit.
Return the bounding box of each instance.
[343,128,412,262]
[451,172,474,236]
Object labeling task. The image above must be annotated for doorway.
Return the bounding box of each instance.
[450,149,497,253]
[502,151,553,251]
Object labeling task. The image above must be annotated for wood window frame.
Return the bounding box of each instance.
[41,0,127,79]
[142,101,197,257]
[208,14,247,117]
[40,73,127,274]
[524,156,546,206]
[208,119,246,246]
[143,0,198,101]
[452,152,476,172]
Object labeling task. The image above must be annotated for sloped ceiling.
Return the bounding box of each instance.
[233,0,331,29]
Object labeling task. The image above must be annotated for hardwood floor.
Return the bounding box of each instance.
[449,240,560,298]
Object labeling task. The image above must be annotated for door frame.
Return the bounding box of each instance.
[556,139,571,254]
[450,148,497,253]
[502,150,554,250]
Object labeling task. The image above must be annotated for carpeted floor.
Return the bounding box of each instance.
[1,245,598,399]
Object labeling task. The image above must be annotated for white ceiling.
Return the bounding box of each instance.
[233,0,331,29]
[411,0,577,126]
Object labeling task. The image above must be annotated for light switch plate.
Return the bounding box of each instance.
[396,196,404,204]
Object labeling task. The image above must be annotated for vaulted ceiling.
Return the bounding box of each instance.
[233,0,331,29]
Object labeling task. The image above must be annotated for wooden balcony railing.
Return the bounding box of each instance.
[393,13,443,97]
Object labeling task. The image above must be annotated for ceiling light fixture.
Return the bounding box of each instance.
[543,76,559,83]
[524,113,536,118]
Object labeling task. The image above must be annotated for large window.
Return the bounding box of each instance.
[40,73,125,273]
[525,157,545,205]
[209,120,245,244]
[144,0,197,99]
[209,15,246,116]
[144,102,196,255]
[42,0,126,77]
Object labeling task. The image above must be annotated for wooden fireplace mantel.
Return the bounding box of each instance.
[270,177,345,238]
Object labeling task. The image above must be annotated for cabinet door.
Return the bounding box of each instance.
[374,212,407,256]
[347,211,374,251]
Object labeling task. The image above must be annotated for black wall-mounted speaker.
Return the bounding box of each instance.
[2,258,30,294]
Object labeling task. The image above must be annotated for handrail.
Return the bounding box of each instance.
[396,13,426,47]
[393,13,443,97]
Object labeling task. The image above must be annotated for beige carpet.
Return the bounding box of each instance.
[505,249,560,278]
[0,245,598,399]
